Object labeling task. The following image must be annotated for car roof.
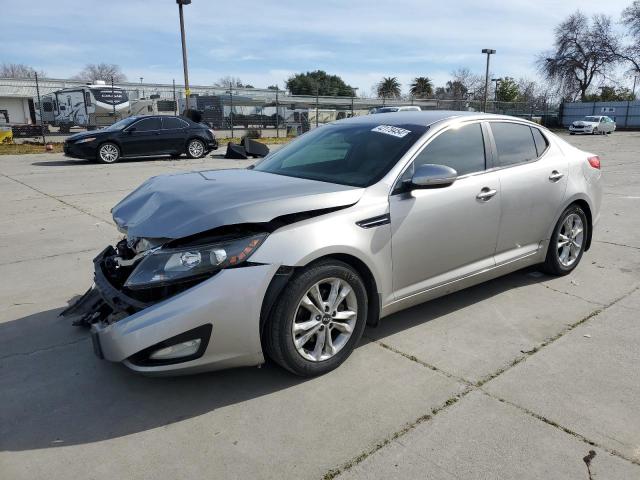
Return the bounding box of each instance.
[334,110,535,128]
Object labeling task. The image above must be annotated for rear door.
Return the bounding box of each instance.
[119,117,163,156]
[390,121,501,299]
[161,116,189,152]
[488,122,568,264]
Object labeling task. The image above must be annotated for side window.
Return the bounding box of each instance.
[412,123,486,176]
[490,122,538,167]
[162,117,188,129]
[133,117,162,131]
[531,128,548,157]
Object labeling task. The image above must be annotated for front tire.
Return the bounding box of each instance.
[264,260,368,376]
[97,142,120,164]
[186,139,206,159]
[543,205,588,276]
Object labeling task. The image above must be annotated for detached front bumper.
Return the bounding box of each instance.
[66,248,280,375]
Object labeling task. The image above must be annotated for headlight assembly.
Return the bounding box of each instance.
[75,137,97,144]
[124,233,267,289]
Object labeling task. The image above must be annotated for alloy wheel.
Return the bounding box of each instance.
[188,140,204,158]
[557,213,584,267]
[99,144,119,163]
[291,277,358,362]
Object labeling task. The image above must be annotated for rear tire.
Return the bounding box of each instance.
[542,205,588,276]
[186,139,205,159]
[264,260,368,376]
[97,142,120,164]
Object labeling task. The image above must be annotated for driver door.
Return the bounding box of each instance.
[390,122,501,300]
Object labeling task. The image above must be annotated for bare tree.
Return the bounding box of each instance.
[537,12,620,100]
[74,63,127,83]
[0,63,45,79]
[619,1,640,74]
[214,76,245,88]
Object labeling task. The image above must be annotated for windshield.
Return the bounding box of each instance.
[254,123,427,187]
[378,107,399,113]
[584,116,600,122]
[104,117,138,131]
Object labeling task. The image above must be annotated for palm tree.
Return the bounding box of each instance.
[410,77,434,98]
[377,77,401,99]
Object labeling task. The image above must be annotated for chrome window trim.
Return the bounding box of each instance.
[389,118,490,194]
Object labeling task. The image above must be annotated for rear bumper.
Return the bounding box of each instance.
[89,261,279,375]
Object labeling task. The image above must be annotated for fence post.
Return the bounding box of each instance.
[34,72,47,145]
[173,79,177,116]
[275,87,279,138]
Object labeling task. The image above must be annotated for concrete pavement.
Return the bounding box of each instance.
[1,134,639,479]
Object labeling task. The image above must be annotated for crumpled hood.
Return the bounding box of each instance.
[112,169,364,239]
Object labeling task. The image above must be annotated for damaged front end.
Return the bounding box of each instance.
[61,231,268,329]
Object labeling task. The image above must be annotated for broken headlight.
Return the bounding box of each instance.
[124,233,267,289]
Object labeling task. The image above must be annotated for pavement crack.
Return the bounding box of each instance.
[324,286,640,478]
[539,283,603,306]
[0,248,97,266]
[366,337,473,387]
[479,390,640,468]
[321,387,473,480]
[0,337,87,361]
[594,240,640,251]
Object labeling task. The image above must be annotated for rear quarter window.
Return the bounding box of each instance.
[490,122,538,167]
[531,128,548,157]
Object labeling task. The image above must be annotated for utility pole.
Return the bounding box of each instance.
[139,77,144,99]
[482,49,496,113]
[34,72,46,145]
[177,0,191,111]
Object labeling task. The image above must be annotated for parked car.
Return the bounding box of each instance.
[370,105,422,114]
[63,111,602,377]
[569,115,616,135]
[63,115,218,163]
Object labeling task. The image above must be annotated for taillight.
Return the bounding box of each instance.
[587,155,600,169]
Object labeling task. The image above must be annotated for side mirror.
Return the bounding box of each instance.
[409,164,457,189]
[126,126,137,133]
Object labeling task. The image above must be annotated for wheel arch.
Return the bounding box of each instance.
[548,196,593,252]
[96,139,122,160]
[259,253,382,343]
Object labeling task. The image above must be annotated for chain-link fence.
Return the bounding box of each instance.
[0,76,561,142]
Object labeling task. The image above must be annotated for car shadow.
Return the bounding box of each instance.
[31,155,181,167]
[0,266,548,452]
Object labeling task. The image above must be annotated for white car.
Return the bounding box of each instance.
[569,116,616,135]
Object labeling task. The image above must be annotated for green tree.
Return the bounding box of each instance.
[410,77,434,98]
[496,77,520,102]
[377,77,401,99]
[584,86,635,101]
[286,70,354,96]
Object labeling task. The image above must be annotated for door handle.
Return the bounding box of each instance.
[476,187,497,201]
[549,170,564,182]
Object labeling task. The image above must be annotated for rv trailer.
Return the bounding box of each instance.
[38,81,130,132]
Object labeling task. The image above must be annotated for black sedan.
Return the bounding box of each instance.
[63,115,218,164]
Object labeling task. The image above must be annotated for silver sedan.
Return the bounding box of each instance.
[64,112,602,377]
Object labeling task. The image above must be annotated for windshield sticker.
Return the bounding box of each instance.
[371,125,411,138]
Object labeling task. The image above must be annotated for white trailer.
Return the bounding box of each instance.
[38,81,130,132]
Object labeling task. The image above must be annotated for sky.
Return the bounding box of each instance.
[1,0,635,94]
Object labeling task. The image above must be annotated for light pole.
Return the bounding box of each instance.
[139,77,144,99]
[481,48,496,113]
[315,82,319,128]
[177,0,191,111]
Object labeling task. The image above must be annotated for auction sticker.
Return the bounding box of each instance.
[371,125,411,138]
